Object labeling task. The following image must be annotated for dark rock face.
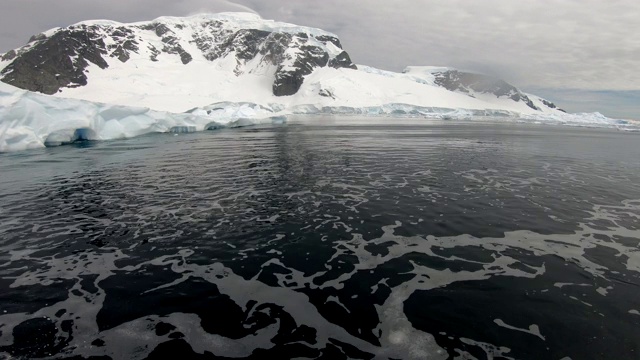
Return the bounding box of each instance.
[1,17,357,97]
[319,88,335,98]
[430,70,560,111]
[191,26,357,96]
[1,27,110,94]
[273,44,329,96]
[107,27,140,63]
[329,51,357,70]
[258,32,291,65]
[1,49,16,61]
[542,98,566,112]
[0,24,145,94]
[204,28,272,61]
[28,33,47,43]
[271,35,357,96]
[161,35,192,65]
[315,35,342,49]
[141,23,193,65]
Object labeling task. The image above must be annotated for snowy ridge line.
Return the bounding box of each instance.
[68,12,339,39]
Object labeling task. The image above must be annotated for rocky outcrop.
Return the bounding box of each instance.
[189,25,356,96]
[0,24,141,94]
[1,28,109,94]
[271,38,355,96]
[0,14,357,96]
[541,98,565,112]
[1,50,16,61]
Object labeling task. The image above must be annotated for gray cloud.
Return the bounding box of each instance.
[0,0,638,117]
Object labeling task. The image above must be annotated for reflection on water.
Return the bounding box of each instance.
[0,118,639,359]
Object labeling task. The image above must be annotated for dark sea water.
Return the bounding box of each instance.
[0,118,639,360]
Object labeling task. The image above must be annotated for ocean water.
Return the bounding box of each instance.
[0,117,638,359]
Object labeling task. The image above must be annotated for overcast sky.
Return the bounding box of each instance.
[0,0,638,118]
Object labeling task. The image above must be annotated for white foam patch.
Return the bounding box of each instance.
[0,197,638,358]
[494,319,546,341]
[459,337,514,359]
[596,287,612,296]
[554,283,592,289]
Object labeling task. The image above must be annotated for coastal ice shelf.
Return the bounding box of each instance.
[0,82,634,153]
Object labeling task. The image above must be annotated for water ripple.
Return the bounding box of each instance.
[0,119,639,359]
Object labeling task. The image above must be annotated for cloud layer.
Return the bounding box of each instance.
[236,0,640,92]
[0,0,638,116]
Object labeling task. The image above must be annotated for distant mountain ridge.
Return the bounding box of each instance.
[428,69,563,112]
[396,66,564,112]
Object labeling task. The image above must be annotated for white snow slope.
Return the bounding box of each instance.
[0,13,635,152]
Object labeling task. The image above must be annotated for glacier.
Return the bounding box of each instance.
[0,83,282,152]
[1,80,635,153]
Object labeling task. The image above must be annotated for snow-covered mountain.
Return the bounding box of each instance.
[0,13,356,99]
[0,12,633,152]
[0,12,561,115]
